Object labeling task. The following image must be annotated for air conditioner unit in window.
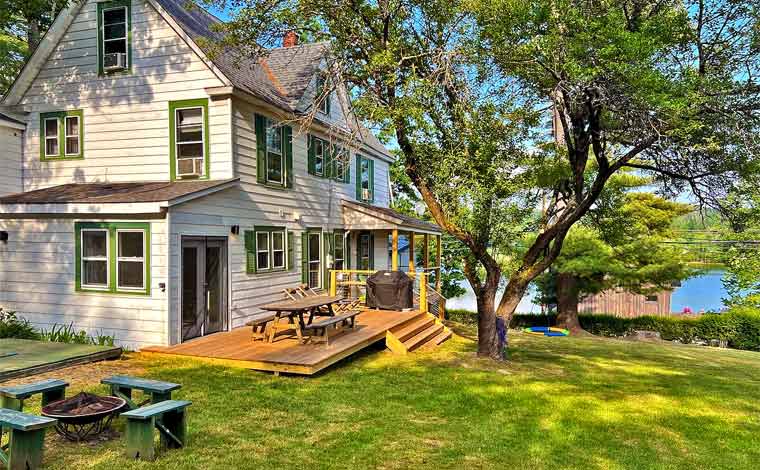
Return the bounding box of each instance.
[362,189,371,201]
[177,158,204,178]
[104,53,127,71]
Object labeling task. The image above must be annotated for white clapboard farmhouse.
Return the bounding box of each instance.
[0,0,444,351]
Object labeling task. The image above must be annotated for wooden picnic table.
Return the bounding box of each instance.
[260,295,344,343]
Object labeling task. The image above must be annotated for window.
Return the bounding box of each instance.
[308,232,321,288]
[646,295,658,302]
[76,222,151,295]
[169,99,209,180]
[81,229,108,289]
[255,114,293,188]
[245,227,291,273]
[40,110,83,160]
[65,115,80,156]
[355,155,374,202]
[316,74,331,115]
[358,232,372,270]
[333,232,345,270]
[308,136,350,182]
[117,230,146,290]
[98,0,131,74]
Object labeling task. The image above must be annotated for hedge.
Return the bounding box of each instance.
[445,308,760,351]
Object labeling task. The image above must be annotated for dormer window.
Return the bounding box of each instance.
[316,75,331,115]
[169,99,210,180]
[98,0,131,75]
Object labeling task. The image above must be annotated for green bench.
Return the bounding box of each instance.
[122,400,191,461]
[101,376,181,409]
[0,408,56,470]
[0,379,69,412]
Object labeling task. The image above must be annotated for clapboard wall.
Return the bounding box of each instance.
[0,125,23,196]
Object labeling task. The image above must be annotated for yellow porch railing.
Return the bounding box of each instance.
[329,269,429,314]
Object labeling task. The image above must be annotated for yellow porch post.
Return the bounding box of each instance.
[408,232,415,274]
[435,235,442,292]
[420,273,428,313]
[392,229,399,271]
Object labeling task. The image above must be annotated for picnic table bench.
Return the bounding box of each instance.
[302,311,360,345]
[0,408,57,470]
[260,295,345,344]
[101,376,181,410]
[122,400,191,461]
[0,379,69,412]
[245,312,278,341]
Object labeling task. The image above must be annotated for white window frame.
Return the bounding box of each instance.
[44,117,59,157]
[256,232,271,271]
[115,229,146,291]
[102,6,128,65]
[271,231,285,269]
[334,147,346,181]
[174,106,206,178]
[265,118,284,185]
[359,233,371,270]
[64,115,80,156]
[81,229,110,290]
[316,75,330,115]
[314,138,324,177]
[308,232,322,289]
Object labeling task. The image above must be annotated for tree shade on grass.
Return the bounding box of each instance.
[10,329,759,469]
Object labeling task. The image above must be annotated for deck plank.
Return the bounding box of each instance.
[141,310,422,375]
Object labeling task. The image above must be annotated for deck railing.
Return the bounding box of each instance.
[329,269,446,317]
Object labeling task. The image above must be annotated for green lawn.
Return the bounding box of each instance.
[29,325,760,469]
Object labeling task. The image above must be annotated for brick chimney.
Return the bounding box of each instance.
[283,31,298,48]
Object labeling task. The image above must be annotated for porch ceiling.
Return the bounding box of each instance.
[341,200,442,235]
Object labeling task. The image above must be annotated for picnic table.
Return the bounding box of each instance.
[260,295,344,343]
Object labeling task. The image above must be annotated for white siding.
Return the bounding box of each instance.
[0,218,169,350]
[17,0,231,190]
[0,126,23,196]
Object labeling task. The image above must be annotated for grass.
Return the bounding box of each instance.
[17,324,760,469]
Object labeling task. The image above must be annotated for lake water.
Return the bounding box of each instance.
[446,270,732,314]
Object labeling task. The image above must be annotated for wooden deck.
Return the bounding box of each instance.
[141,310,423,375]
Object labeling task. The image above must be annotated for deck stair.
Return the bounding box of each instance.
[386,312,452,354]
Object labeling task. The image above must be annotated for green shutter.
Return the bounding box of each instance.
[255,114,266,184]
[369,159,375,203]
[301,232,309,284]
[324,231,333,290]
[287,231,294,271]
[244,230,255,274]
[355,154,362,200]
[284,125,293,188]
[307,135,316,175]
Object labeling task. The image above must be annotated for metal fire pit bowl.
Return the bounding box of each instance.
[41,392,126,442]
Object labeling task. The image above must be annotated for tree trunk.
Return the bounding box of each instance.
[27,19,41,53]
[555,273,584,333]
[475,283,502,360]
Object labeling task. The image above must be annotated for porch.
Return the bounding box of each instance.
[141,309,437,375]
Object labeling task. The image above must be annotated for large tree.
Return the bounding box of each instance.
[206,0,760,358]
[535,175,694,332]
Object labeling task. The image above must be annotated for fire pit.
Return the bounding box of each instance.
[42,392,126,442]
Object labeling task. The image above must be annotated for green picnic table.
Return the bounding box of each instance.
[101,376,181,410]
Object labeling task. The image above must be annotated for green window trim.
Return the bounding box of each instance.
[40,110,84,161]
[355,154,375,203]
[75,222,151,296]
[308,135,350,183]
[169,98,210,181]
[97,0,132,76]
[244,226,293,274]
[255,114,293,189]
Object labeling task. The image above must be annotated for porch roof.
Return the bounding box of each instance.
[0,179,239,216]
[341,200,442,235]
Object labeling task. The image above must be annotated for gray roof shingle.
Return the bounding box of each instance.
[0,179,238,204]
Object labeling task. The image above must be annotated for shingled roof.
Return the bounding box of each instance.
[154,0,327,112]
[153,0,390,158]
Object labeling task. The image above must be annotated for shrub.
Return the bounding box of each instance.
[40,323,116,346]
[0,308,41,340]
[445,308,760,351]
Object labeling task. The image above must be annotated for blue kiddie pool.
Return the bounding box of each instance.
[523,326,569,337]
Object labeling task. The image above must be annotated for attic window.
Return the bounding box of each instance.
[316,75,331,115]
[98,0,131,74]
